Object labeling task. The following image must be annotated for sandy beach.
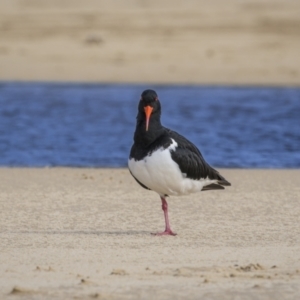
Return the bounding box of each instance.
[0,0,300,85]
[1,1,300,299]
[0,168,299,299]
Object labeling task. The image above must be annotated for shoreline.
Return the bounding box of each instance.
[1,80,300,88]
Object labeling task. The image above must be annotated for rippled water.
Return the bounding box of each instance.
[0,82,299,168]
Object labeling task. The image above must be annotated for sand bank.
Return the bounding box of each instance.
[0,0,300,85]
[0,168,299,299]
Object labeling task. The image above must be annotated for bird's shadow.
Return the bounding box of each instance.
[5,230,150,236]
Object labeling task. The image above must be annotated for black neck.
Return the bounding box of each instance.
[134,111,164,147]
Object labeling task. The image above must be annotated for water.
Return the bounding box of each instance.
[0,82,299,168]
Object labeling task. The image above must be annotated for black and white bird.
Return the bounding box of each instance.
[128,89,231,236]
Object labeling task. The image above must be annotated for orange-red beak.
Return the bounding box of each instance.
[144,106,153,131]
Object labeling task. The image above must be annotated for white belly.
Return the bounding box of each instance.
[128,139,216,196]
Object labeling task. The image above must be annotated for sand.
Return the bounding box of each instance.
[0,0,300,86]
[0,168,300,299]
[1,1,300,298]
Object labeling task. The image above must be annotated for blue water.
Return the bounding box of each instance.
[0,82,299,168]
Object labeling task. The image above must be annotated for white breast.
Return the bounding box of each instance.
[128,139,217,196]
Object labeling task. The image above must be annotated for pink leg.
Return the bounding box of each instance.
[151,197,177,236]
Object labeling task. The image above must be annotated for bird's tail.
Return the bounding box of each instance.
[207,165,231,186]
[217,173,231,186]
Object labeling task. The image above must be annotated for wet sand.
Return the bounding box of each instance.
[1,168,300,299]
[0,0,300,85]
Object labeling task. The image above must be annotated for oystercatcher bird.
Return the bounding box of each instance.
[128,89,231,236]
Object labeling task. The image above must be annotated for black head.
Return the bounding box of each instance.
[138,89,161,131]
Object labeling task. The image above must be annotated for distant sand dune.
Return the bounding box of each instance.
[0,0,299,85]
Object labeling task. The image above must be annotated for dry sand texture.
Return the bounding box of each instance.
[0,168,300,299]
[0,0,300,85]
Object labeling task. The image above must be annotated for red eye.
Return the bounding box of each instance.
[155,97,158,101]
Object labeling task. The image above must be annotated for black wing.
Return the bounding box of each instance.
[168,130,231,187]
